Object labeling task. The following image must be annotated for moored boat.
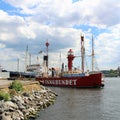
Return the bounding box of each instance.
[36,35,104,88]
[36,72,103,88]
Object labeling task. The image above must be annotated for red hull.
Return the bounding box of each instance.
[36,72,104,88]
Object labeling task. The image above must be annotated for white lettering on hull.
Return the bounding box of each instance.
[44,79,77,86]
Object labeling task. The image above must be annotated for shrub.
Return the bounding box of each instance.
[9,80,23,92]
[0,91,10,101]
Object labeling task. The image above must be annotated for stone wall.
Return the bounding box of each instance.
[0,81,57,120]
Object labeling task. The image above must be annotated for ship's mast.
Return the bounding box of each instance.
[29,53,31,65]
[92,35,94,72]
[45,41,49,74]
[45,41,49,68]
[17,58,19,72]
[81,35,85,73]
[25,45,28,72]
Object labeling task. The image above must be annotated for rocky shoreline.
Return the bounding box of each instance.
[0,86,57,120]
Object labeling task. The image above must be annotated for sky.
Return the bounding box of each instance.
[0,0,120,72]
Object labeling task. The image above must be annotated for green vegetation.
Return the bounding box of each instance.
[9,80,23,92]
[0,80,24,101]
[101,69,119,77]
[0,80,23,101]
[0,91,10,101]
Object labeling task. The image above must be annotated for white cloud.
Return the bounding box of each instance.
[0,0,120,71]
[0,47,25,71]
[4,0,120,28]
[0,10,26,43]
[95,24,120,69]
[0,43,5,48]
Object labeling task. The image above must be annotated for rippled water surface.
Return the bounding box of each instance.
[35,77,120,120]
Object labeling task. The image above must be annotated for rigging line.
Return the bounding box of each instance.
[85,55,89,71]
[94,56,100,71]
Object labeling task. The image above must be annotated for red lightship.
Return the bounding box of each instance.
[36,36,104,88]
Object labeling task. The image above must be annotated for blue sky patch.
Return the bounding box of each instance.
[0,1,16,12]
[73,24,106,36]
[0,1,30,17]
[72,0,80,3]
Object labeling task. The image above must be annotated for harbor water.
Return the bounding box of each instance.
[34,77,120,120]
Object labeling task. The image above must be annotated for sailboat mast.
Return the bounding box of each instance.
[92,35,94,72]
[81,35,85,73]
[25,45,28,72]
[17,58,19,72]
